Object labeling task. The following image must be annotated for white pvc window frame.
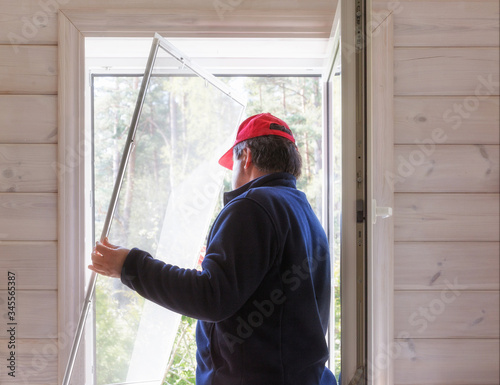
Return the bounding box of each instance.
[58,8,374,385]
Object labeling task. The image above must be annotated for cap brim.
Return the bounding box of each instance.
[218,147,234,170]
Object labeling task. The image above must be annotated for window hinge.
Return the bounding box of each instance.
[348,365,365,385]
[372,199,393,224]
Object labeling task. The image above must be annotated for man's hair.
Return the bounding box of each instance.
[233,135,302,178]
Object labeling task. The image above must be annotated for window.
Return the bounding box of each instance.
[65,35,342,384]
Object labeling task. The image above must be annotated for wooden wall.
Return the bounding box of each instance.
[0,20,59,384]
[0,0,497,384]
[0,5,59,377]
[374,1,499,384]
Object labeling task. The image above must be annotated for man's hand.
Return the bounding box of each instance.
[89,238,130,278]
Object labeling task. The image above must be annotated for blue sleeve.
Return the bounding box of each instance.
[120,197,279,322]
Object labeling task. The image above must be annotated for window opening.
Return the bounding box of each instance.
[86,36,339,384]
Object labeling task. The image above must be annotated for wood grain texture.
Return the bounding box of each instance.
[0,0,57,45]
[0,0,337,44]
[0,144,57,192]
[394,145,499,193]
[0,290,57,338]
[0,193,57,240]
[394,339,499,385]
[0,95,57,143]
[57,14,87,383]
[0,45,57,95]
[394,47,500,96]
[0,338,57,384]
[395,242,500,290]
[0,0,337,43]
[0,241,57,290]
[61,8,334,38]
[394,96,500,145]
[393,1,499,47]
[375,0,498,2]
[369,12,394,385]
[394,193,500,241]
[75,0,337,10]
[394,291,499,338]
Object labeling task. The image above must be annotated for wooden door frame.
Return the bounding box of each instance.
[367,8,395,385]
[339,3,395,383]
[58,13,87,383]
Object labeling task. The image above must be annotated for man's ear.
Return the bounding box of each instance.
[243,148,253,170]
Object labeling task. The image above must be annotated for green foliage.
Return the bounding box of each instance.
[162,316,198,385]
[93,76,139,239]
[96,278,143,384]
[224,76,324,217]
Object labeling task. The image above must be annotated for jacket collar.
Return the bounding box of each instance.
[223,172,296,206]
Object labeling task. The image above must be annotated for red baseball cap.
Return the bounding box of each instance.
[218,113,295,170]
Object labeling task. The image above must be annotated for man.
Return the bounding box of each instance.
[90,113,335,384]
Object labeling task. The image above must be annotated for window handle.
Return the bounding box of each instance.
[372,199,392,224]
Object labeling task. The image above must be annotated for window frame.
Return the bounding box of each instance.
[58,12,339,383]
[58,5,394,385]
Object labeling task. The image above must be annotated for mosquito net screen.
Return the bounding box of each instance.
[93,35,245,384]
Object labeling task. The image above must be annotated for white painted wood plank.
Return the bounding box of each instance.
[394,193,500,241]
[0,144,57,192]
[0,290,57,338]
[78,0,336,10]
[395,242,500,290]
[394,145,499,193]
[369,12,395,385]
[0,95,57,143]
[0,0,337,44]
[393,1,499,47]
[376,0,496,2]
[0,0,58,45]
[394,339,499,385]
[394,96,500,144]
[394,291,499,338]
[57,15,87,383]
[0,338,57,384]
[0,241,57,290]
[394,47,500,96]
[0,45,57,95]
[394,96,500,145]
[61,8,334,38]
[0,193,57,241]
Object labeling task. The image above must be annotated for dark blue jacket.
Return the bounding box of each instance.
[121,173,332,384]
